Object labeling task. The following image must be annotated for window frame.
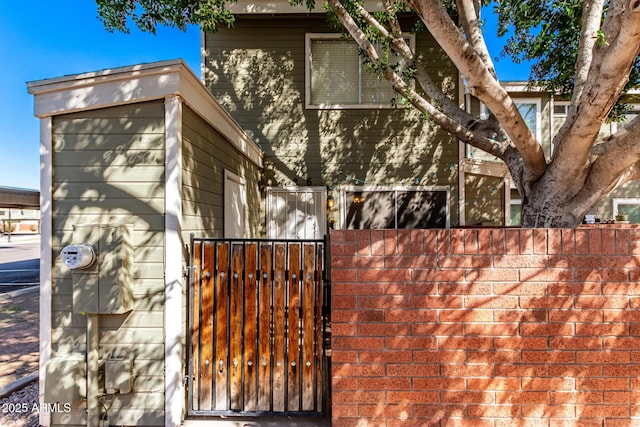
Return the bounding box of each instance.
[612,198,640,223]
[339,185,450,229]
[305,33,416,110]
[470,98,543,159]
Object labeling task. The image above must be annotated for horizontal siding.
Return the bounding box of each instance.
[53,131,164,149]
[465,174,505,226]
[53,181,164,199]
[51,101,166,426]
[205,17,459,197]
[53,164,165,183]
[181,105,262,240]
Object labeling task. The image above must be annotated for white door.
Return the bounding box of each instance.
[224,171,247,238]
[266,187,326,240]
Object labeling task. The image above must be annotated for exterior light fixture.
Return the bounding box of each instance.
[327,195,335,209]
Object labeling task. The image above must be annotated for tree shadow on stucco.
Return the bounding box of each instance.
[334,227,640,425]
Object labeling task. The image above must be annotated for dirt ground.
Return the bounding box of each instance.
[0,290,39,392]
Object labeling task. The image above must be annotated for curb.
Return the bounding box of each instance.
[0,285,39,301]
[0,372,38,399]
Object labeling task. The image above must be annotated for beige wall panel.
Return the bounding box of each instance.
[53,117,164,135]
[50,101,166,426]
[204,17,459,208]
[53,165,165,183]
[181,106,262,238]
[53,133,164,151]
[53,182,165,200]
[53,149,164,167]
[464,174,505,226]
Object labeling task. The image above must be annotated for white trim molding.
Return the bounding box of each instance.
[27,59,263,168]
[38,117,52,427]
[229,0,384,13]
[164,95,184,427]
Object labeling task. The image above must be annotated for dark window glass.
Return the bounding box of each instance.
[345,190,447,229]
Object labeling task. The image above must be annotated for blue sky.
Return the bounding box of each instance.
[0,1,529,191]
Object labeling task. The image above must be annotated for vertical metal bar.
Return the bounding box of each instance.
[226,240,232,411]
[187,234,195,413]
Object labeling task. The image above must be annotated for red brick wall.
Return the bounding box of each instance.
[330,227,640,427]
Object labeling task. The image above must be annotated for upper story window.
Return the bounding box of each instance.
[553,102,569,116]
[469,98,543,161]
[305,33,414,109]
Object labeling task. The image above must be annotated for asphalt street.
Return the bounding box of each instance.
[0,237,40,293]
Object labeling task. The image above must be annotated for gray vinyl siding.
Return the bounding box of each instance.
[50,101,166,427]
[181,105,262,239]
[204,16,459,225]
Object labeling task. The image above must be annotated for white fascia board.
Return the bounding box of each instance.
[27,59,263,168]
[229,0,383,13]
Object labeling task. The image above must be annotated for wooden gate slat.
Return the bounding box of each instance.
[191,242,202,410]
[258,244,273,411]
[272,243,286,412]
[287,243,301,411]
[301,243,316,410]
[189,238,326,416]
[229,243,244,410]
[243,243,258,412]
[199,242,215,410]
[214,243,229,411]
[315,244,324,411]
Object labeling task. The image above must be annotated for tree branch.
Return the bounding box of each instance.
[572,0,606,105]
[325,0,509,158]
[550,0,640,184]
[565,113,640,214]
[407,0,547,185]
[455,0,496,78]
[347,0,472,122]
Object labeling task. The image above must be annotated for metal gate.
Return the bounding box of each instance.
[187,237,329,416]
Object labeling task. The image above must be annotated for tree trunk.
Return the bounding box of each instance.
[520,204,584,228]
[520,184,589,228]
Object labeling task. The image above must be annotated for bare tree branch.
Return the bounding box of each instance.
[455,0,496,78]
[348,0,472,122]
[564,114,640,214]
[407,0,547,185]
[572,0,606,105]
[550,0,640,185]
[326,0,509,158]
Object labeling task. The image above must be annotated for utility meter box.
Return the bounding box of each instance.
[44,354,86,405]
[67,224,134,315]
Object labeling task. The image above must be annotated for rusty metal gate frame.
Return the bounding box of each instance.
[187,236,330,417]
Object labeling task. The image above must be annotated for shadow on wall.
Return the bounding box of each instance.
[331,228,640,425]
[204,19,460,207]
[181,105,261,239]
[465,174,506,226]
[50,97,168,425]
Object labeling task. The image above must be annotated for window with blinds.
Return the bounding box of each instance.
[306,34,413,108]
